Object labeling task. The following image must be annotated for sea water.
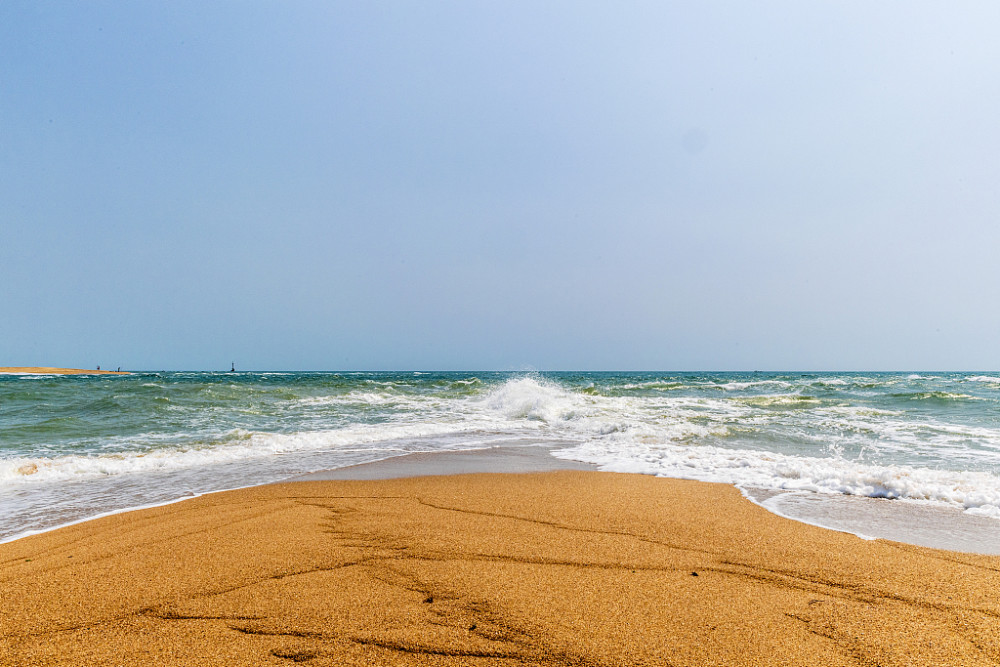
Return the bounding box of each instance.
[2,371,999,549]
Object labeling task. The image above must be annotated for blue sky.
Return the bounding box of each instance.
[2,1,999,370]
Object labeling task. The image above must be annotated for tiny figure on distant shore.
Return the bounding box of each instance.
[97,365,100,370]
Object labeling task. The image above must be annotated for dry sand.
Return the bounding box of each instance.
[2,471,999,666]
[0,367,129,375]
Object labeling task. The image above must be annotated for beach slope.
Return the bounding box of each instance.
[2,471,998,665]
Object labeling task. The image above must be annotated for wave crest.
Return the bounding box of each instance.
[482,377,585,422]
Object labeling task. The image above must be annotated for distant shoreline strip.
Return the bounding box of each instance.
[0,367,129,375]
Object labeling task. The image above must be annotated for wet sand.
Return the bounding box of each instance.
[3,466,1000,665]
[0,367,129,375]
[750,486,1000,555]
[305,446,1000,555]
[291,444,597,481]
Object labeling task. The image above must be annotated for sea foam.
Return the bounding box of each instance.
[552,440,1000,518]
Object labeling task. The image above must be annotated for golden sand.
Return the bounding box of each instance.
[0,367,129,375]
[2,471,999,666]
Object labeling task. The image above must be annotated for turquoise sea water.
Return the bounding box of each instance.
[2,371,999,544]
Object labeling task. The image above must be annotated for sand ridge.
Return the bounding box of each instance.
[2,471,999,665]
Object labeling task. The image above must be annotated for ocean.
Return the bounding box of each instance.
[2,371,999,549]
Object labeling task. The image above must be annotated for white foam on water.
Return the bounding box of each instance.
[812,377,849,386]
[616,381,685,391]
[296,392,409,406]
[708,380,794,391]
[0,421,501,486]
[904,391,980,401]
[0,377,580,490]
[0,490,211,546]
[806,407,1000,459]
[735,394,822,407]
[480,376,588,422]
[552,439,1000,519]
[967,375,1000,385]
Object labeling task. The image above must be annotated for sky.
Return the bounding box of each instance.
[2,1,999,371]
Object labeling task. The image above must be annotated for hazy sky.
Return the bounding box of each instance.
[2,1,999,370]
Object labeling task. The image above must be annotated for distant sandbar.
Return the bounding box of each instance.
[0,367,129,375]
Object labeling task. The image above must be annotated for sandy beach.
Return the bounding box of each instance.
[3,468,999,666]
[0,367,129,375]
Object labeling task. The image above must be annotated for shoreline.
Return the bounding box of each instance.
[746,484,1000,555]
[0,445,595,547]
[298,447,1000,555]
[3,370,999,559]
[0,366,130,375]
[297,446,1000,555]
[3,444,999,555]
[3,469,999,665]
